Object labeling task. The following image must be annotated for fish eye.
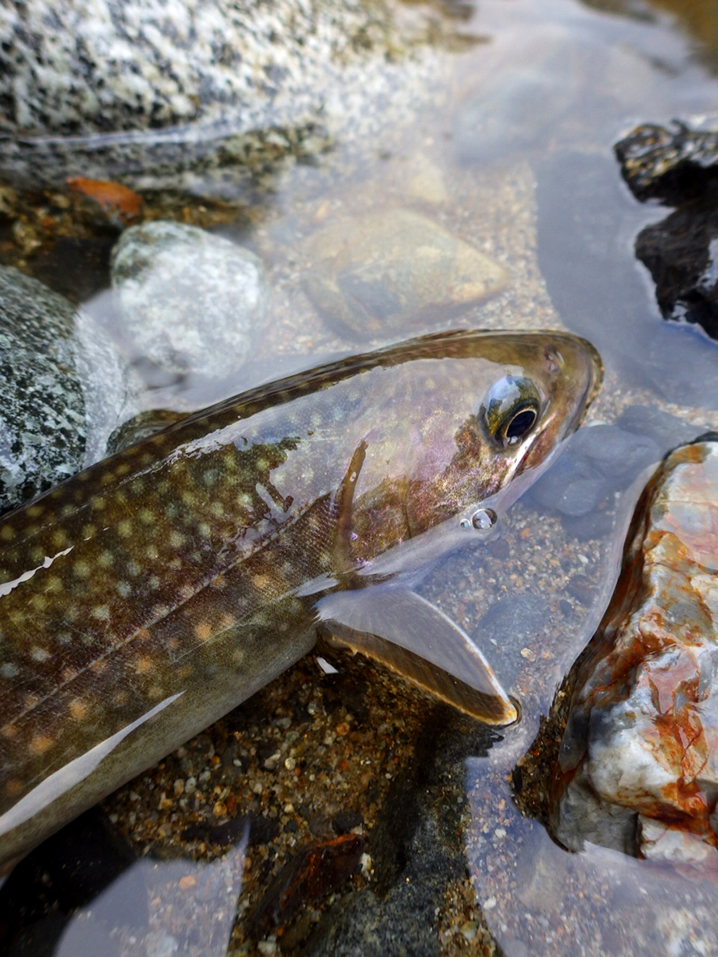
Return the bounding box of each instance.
[481,376,541,448]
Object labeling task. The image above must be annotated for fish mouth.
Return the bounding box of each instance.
[544,333,604,443]
[571,337,604,429]
[499,335,604,510]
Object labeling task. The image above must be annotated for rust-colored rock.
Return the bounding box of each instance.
[550,437,718,866]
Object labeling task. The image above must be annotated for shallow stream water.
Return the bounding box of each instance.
[3,0,718,954]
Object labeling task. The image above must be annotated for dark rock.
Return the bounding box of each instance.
[308,815,333,840]
[250,834,365,938]
[566,574,595,606]
[561,508,616,542]
[332,810,364,835]
[569,423,661,480]
[486,537,511,560]
[302,707,499,957]
[541,473,607,518]
[27,234,117,304]
[635,188,718,339]
[615,404,703,449]
[536,149,718,409]
[613,122,718,344]
[615,121,718,205]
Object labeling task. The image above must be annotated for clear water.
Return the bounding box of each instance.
[3,0,718,953]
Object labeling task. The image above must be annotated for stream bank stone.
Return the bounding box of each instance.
[0,265,136,513]
[0,0,453,191]
[615,121,718,205]
[111,221,268,378]
[616,121,718,342]
[635,192,718,339]
[302,208,507,338]
[550,439,718,865]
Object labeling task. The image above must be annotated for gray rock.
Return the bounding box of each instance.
[528,423,662,527]
[0,265,136,513]
[615,404,703,449]
[0,0,450,191]
[301,208,507,338]
[111,221,268,378]
[476,593,551,646]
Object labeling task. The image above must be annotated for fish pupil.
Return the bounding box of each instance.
[504,407,538,444]
[482,375,542,448]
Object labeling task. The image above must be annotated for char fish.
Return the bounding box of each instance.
[0,329,601,869]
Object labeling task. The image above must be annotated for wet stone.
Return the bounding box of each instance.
[614,121,718,342]
[615,121,718,205]
[331,810,363,835]
[301,209,507,338]
[549,439,718,865]
[111,221,269,379]
[303,708,499,957]
[634,188,718,340]
[615,404,702,450]
[535,148,718,408]
[475,593,551,647]
[528,423,661,524]
[0,265,135,513]
[0,0,453,191]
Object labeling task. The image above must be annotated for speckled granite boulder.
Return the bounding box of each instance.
[550,438,718,865]
[302,208,508,338]
[111,221,268,378]
[0,265,137,513]
[0,0,450,190]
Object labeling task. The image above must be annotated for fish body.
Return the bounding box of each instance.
[0,329,601,868]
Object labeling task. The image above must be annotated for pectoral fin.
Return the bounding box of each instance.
[315,588,518,726]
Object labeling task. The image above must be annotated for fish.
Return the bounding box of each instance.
[0,329,601,870]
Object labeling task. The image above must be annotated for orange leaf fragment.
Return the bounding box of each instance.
[66,176,143,223]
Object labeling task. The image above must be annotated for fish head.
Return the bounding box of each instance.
[402,330,602,536]
[347,330,602,560]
